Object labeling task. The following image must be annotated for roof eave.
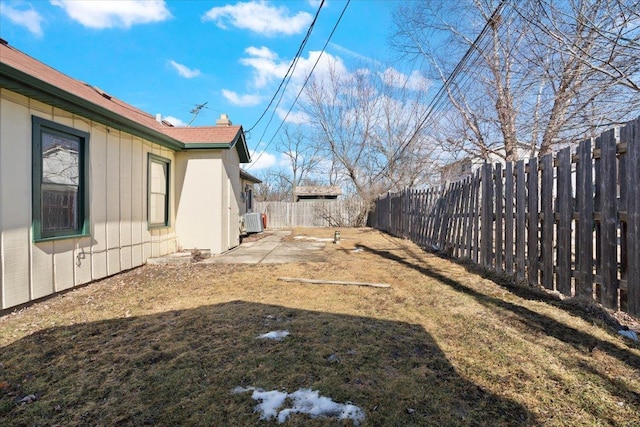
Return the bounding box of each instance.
[182,127,251,163]
[0,63,184,152]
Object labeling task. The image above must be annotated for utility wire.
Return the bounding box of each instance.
[247,0,351,170]
[372,0,509,181]
[245,0,325,134]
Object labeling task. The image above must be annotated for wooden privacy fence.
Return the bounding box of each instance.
[371,116,640,317]
[255,199,365,229]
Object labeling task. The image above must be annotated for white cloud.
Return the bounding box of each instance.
[328,42,382,67]
[249,149,277,170]
[51,0,171,29]
[222,89,262,107]
[202,1,312,36]
[240,46,289,88]
[168,60,201,78]
[379,68,431,91]
[163,116,187,127]
[0,3,44,37]
[275,108,310,125]
[240,46,347,90]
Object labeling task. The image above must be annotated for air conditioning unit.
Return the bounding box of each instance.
[244,212,264,233]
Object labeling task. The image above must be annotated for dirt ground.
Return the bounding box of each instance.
[1,227,639,426]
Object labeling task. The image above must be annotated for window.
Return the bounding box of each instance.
[148,153,170,228]
[32,116,90,241]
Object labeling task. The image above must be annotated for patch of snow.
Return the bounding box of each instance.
[256,330,290,341]
[618,329,638,341]
[233,386,365,425]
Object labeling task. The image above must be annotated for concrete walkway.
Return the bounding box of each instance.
[201,230,327,264]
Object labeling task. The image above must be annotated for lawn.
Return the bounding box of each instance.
[1,228,639,426]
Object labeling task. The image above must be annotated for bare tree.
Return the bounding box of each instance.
[253,171,291,202]
[300,61,438,224]
[392,0,640,161]
[276,125,323,201]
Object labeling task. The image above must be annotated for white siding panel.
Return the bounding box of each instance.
[131,138,144,266]
[31,242,54,299]
[1,95,32,308]
[132,243,143,267]
[75,238,92,285]
[72,118,94,286]
[2,231,30,307]
[53,107,73,126]
[120,135,132,246]
[106,131,120,274]
[0,92,3,306]
[53,239,75,291]
[29,99,54,118]
[90,126,108,280]
[120,246,132,271]
[142,143,153,260]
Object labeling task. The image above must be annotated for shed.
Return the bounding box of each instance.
[294,186,342,202]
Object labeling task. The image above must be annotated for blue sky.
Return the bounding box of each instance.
[0,0,425,172]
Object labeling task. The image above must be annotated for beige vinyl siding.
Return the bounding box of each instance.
[1,90,32,308]
[91,124,108,280]
[175,148,242,254]
[120,133,132,271]
[0,88,177,309]
[131,137,144,267]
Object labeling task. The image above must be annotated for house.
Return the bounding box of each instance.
[440,144,536,184]
[240,169,262,215]
[294,186,342,202]
[0,40,251,310]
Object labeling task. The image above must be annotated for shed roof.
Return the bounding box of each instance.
[294,186,342,197]
[0,39,250,162]
[240,169,262,184]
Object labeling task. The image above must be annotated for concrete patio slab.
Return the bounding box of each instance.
[201,230,327,264]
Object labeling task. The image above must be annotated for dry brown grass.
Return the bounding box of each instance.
[1,228,639,426]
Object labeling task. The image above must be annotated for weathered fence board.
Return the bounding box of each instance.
[515,160,526,281]
[623,118,640,315]
[527,157,539,286]
[598,129,618,309]
[576,138,594,299]
[481,163,493,268]
[370,115,640,317]
[556,147,573,296]
[495,164,504,272]
[255,200,365,229]
[541,154,554,290]
[470,172,479,262]
[504,162,514,275]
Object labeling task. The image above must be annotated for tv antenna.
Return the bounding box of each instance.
[188,102,208,126]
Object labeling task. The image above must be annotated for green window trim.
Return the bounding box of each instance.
[147,153,171,229]
[32,116,90,242]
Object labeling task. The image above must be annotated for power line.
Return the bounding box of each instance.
[247,0,351,170]
[245,0,325,134]
[372,0,510,181]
